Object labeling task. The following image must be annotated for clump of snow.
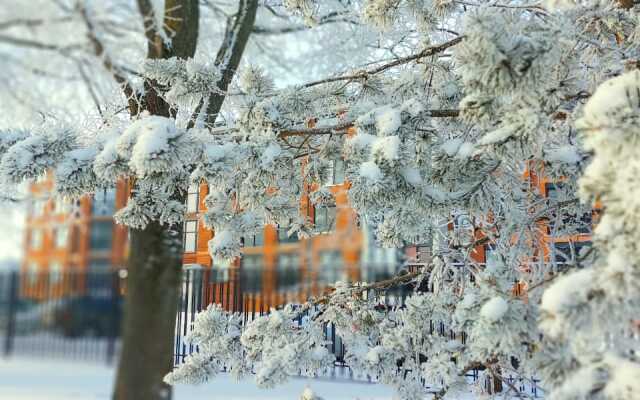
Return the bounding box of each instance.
[129,116,180,175]
[261,142,282,168]
[442,138,463,156]
[365,345,385,365]
[457,142,476,158]
[401,98,424,117]
[55,148,98,198]
[543,0,577,12]
[359,161,383,182]
[208,230,238,260]
[477,125,515,146]
[0,129,29,153]
[545,145,581,164]
[580,70,640,130]
[480,297,508,322]
[375,108,402,135]
[401,167,421,186]
[441,138,476,159]
[300,387,318,400]
[540,268,594,339]
[205,143,234,162]
[348,133,376,150]
[371,136,401,162]
[603,354,640,400]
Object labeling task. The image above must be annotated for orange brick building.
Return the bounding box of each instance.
[21,163,399,310]
[22,174,129,299]
[21,158,594,309]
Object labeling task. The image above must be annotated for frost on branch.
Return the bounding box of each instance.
[54,147,99,198]
[538,71,640,400]
[164,304,248,385]
[0,128,74,183]
[166,305,334,388]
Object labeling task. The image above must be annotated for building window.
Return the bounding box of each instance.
[545,183,592,235]
[314,205,336,233]
[278,223,298,244]
[31,198,47,217]
[54,226,68,248]
[242,230,264,247]
[50,261,63,284]
[415,245,431,264]
[240,254,262,293]
[90,221,113,251]
[28,263,39,285]
[318,250,344,285]
[92,189,116,216]
[325,158,346,186]
[30,229,43,249]
[54,197,72,215]
[553,241,590,269]
[277,253,300,292]
[89,258,111,272]
[184,220,197,252]
[186,184,200,213]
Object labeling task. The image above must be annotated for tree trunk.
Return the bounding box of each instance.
[113,222,183,400]
[112,0,257,397]
[113,1,199,399]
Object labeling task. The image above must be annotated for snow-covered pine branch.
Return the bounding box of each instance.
[2,0,640,399]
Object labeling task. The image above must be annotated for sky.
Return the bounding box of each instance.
[0,201,24,263]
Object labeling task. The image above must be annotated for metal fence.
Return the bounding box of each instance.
[0,266,542,397]
[0,270,122,364]
[173,266,543,397]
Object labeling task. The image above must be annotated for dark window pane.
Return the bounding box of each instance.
[90,221,113,251]
[276,253,300,292]
[318,250,344,285]
[92,189,116,216]
[333,158,345,184]
[240,255,262,293]
[315,206,336,232]
[278,225,298,243]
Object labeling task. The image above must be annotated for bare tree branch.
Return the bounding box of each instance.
[301,36,465,89]
[0,16,73,31]
[252,11,358,35]
[0,33,81,52]
[191,0,259,127]
[277,109,461,138]
[79,5,140,115]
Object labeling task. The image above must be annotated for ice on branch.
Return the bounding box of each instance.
[123,115,200,178]
[480,296,509,322]
[0,128,74,183]
[54,148,99,198]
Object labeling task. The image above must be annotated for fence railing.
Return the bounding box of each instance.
[0,265,542,397]
[0,270,122,364]
[172,265,543,398]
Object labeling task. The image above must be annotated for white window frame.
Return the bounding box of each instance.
[186,184,200,213]
[184,220,198,253]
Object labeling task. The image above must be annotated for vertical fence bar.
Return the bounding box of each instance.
[3,271,17,358]
[105,270,118,365]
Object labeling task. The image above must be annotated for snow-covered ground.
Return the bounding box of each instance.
[0,357,398,400]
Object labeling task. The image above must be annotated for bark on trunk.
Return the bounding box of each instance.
[113,1,199,399]
[113,222,183,400]
[112,0,257,398]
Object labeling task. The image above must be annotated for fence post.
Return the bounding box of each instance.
[3,271,18,358]
[105,270,118,365]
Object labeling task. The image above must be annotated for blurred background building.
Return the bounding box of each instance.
[20,166,404,312]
